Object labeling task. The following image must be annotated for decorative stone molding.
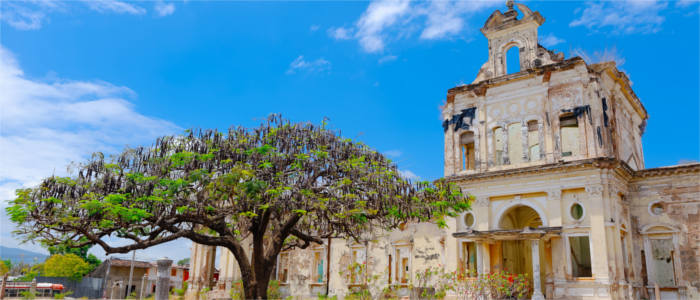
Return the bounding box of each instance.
[474,196,490,207]
[585,185,603,196]
[547,189,561,200]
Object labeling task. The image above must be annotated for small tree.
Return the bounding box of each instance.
[43,254,92,281]
[48,244,101,272]
[176,258,190,266]
[0,260,9,276]
[7,115,470,299]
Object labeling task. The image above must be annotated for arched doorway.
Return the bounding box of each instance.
[494,205,547,298]
[498,205,543,230]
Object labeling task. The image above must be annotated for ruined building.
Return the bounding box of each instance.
[187,2,700,299]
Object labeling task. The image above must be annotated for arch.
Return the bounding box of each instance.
[506,46,521,74]
[641,223,679,234]
[495,201,548,229]
[497,39,526,76]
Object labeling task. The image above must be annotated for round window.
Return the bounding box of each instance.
[650,202,664,216]
[464,212,475,228]
[570,203,584,221]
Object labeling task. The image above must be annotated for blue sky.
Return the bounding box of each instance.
[1,0,698,262]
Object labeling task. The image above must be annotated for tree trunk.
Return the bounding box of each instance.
[237,259,275,299]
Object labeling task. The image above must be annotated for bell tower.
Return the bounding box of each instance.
[480,1,545,78]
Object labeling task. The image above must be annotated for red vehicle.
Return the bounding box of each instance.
[2,282,64,297]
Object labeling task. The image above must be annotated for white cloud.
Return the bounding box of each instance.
[354,0,412,52]
[378,54,398,64]
[539,33,565,47]
[570,0,668,34]
[1,0,148,30]
[398,169,420,181]
[676,0,697,8]
[154,1,176,17]
[333,0,500,53]
[328,27,354,40]
[83,0,146,15]
[571,46,626,67]
[384,149,402,157]
[0,1,62,30]
[285,55,331,75]
[0,45,179,255]
[310,25,320,32]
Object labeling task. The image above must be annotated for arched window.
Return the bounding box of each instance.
[506,46,520,74]
[493,127,506,166]
[460,131,475,170]
[507,123,523,164]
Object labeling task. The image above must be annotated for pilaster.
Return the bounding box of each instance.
[585,184,611,284]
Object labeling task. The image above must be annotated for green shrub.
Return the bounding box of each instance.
[20,290,37,300]
[53,291,73,299]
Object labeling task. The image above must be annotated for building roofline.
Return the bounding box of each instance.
[633,162,700,179]
[444,158,700,184]
[444,157,623,183]
[446,57,585,101]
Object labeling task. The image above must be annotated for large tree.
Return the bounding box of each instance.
[7,115,470,299]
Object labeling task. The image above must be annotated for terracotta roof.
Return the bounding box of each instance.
[108,258,153,269]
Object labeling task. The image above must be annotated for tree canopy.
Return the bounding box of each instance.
[7,115,471,298]
[48,244,101,272]
[42,254,92,281]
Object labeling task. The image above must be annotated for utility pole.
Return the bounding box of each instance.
[127,251,136,298]
[139,274,146,300]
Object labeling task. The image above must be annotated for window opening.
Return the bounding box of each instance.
[527,120,540,161]
[464,212,475,228]
[393,245,411,285]
[506,46,520,74]
[560,115,579,157]
[507,123,523,164]
[494,127,506,165]
[569,235,592,277]
[312,249,325,283]
[460,241,478,277]
[460,132,475,170]
[278,252,290,283]
[570,203,584,221]
[650,202,664,215]
[649,238,676,286]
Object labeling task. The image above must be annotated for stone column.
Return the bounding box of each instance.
[155,258,173,300]
[29,279,36,297]
[586,185,610,284]
[531,239,544,300]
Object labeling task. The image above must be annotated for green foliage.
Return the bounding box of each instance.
[0,259,9,276]
[17,264,42,281]
[267,280,282,299]
[20,290,37,300]
[176,258,190,266]
[230,280,244,300]
[47,244,101,273]
[425,267,531,300]
[42,254,92,281]
[7,115,472,298]
[173,282,188,297]
[53,291,73,299]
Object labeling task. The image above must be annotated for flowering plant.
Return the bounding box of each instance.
[428,268,531,300]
